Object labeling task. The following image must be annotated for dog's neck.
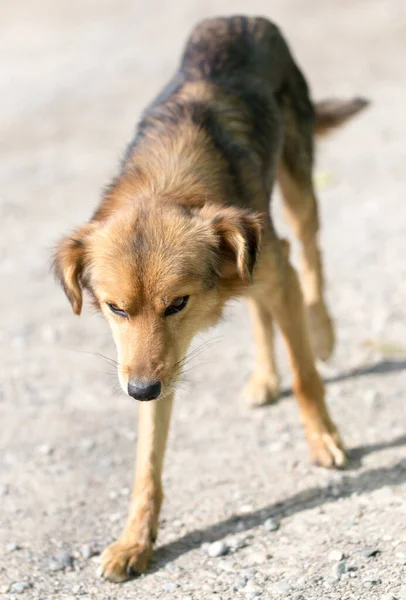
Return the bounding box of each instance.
[120,119,233,208]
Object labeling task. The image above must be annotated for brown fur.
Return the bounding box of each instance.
[53,15,368,582]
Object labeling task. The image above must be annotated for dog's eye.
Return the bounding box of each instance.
[107,303,128,319]
[164,295,189,317]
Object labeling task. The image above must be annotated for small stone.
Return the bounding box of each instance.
[81,544,97,559]
[218,560,235,572]
[0,585,10,593]
[162,581,178,592]
[228,537,247,552]
[396,552,406,565]
[243,567,257,579]
[172,519,183,528]
[274,582,292,596]
[244,580,262,598]
[109,512,121,523]
[363,578,381,587]
[364,389,379,407]
[80,438,96,452]
[332,560,348,580]
[6,542,20,553]
[381,594,397,600]
[247,550,269,565]
[328,549,344,562]
[360,547,380,559]
[234,575,248,590]
[0,485,9,497]
[49,551,74,571]
[37,443,54,456]
[207,540,228,557]
[264,518,280,532]
[9,581,31,594]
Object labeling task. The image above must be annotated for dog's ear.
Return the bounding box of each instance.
[52,224,93,315]
[203,206,263,284]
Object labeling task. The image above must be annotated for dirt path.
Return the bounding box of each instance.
[1,1,405,598]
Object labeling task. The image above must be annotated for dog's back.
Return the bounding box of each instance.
[180,16,292,88]
[123,17,303,213]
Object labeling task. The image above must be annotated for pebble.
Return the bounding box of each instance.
[0,485,8,497]
[244,580,262,598]
[243,568,257,579]
[6,542,20,553]
[274,582,292,596]
[228,537,247,552]
[218,559,235,572]
[207,540,229,557]
[49,551,74,572]
[247,550,269,565]
[37,443,54,456]
[332,560,348,580]
[80,438,96,453]
[363,578,381,587]
[234,575,248,590]
[264,518,280,532]
[81,544,98,559]
[9,581,31,594]
[364,389,380,408]
[381,595,397,600]
[328,549,344,562]
[162,581,179,592]
[396,552,406,565]
[360,547,380,559]
[109,512,121,523]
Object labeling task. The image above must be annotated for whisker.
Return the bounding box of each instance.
[175,337,221,370]
[72,348,119,368]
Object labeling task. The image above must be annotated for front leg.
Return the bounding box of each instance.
[99,393,173,582]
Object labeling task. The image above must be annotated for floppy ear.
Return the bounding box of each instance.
[204,206,263,284]
[52,225,92,315]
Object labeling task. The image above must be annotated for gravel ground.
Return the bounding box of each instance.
[1,1,406,599]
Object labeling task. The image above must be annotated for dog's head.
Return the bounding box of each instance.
[53,198,261,400]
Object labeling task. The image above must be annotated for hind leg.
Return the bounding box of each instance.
[253,235,346,467]
[278,165,335,360]
[277,64,335,361]
[244,296,280,407]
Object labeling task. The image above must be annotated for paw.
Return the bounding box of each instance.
[307,302,335,361]
[98,540,152,583]
[308,429,347,469]
[244,373,280,408]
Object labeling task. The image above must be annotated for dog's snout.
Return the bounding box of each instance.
[127,379,162,401]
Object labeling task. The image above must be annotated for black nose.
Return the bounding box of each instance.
[127,380,162,401]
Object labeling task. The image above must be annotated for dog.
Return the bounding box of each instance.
[53,16,368,582]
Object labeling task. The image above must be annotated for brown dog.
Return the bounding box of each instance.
[53,16,368,582]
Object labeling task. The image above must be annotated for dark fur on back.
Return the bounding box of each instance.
[122,17,307,210]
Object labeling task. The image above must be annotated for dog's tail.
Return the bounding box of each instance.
[314,97,370,138]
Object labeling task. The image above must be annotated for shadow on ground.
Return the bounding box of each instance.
[118,357,406,579]
[150,434,406,570]
[277,357,406,400]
